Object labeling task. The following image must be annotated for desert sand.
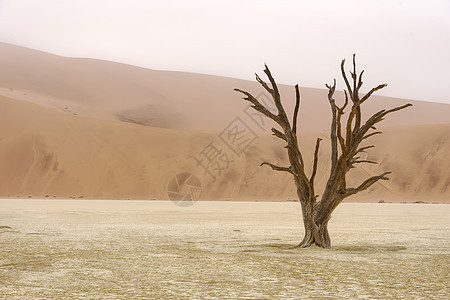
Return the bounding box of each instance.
[0,42,449,203]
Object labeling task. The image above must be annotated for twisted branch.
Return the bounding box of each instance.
[344,172,391,198]
[261,162,293,174]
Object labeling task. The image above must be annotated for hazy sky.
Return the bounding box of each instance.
[0,0,449,104]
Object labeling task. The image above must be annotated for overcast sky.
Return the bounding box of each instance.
[0,0,449,104]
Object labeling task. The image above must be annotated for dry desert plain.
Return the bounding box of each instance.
[1,200,449,299]
[0,43,449,298]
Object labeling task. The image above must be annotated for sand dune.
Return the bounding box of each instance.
[1,42,450,131]
[0,95,448,202]
[0,43,449,202]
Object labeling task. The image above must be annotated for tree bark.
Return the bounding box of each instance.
[296,196,331,248]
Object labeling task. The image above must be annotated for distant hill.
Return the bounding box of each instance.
[0,43,449,202]
[1,42,449,131]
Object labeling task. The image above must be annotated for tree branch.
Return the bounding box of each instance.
[309,138,322,184]
[345,172,391,197]
[234,88,280,124]
[293,84,300,134]
[356,70,364,94]
[352,159,378,165]
[360,83,388,103]
[261,64,291,128]
[271,128,287,141]
[355,145,375,155]
[345,104,355,149]
[352,54,357,99]
[384,103,413,116]
[358,103,413,140]
[261,161,293,174]
[336,93,347,154]
[263,64,280,98]
[362,131,382,141]
[326,79,338,171]
[255,73,273,95]
[341,58,354,102]
[286,146,309,185]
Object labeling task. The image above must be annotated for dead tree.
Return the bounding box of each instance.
[235,55,412,248]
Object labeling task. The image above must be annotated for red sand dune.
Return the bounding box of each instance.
[0,43,449,203]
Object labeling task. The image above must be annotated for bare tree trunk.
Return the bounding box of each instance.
[315,207,331,248]
[297,199,316,248]
[297,204,331,248]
